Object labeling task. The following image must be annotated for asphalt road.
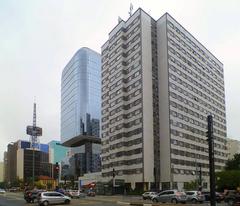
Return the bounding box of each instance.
[0,193,120,206]
[0,192,230,206]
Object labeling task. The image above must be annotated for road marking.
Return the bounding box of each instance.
[117,201,131,205]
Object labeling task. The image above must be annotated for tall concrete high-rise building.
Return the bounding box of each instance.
[61,47,101,177]
[101,8,227,190]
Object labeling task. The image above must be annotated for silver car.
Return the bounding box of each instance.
[185,191,205,203]
[38,192,71,206]
[152,190,187,203]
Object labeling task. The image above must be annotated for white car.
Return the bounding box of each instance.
[66,189,86,198]
[0,188,6,194]
[142,191,158,200]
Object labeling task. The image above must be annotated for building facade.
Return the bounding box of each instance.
[4,140,52,184]
[0,162,4,182]
[48,140,69,164]
[6,142,18,183]
[101,8,227,190]
[3,152,7,182]
[60,47,102,178]
[226,138,240,160]
[16,148,52,182]
[61,47,101,142]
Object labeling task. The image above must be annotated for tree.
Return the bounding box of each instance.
[225,154,240,170]
[216,170,240,191]
[0,181,7,189]
[47,182,53,190]
[35,181,45,189]
[183,180,198,190]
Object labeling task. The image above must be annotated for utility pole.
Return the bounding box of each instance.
[207,115,216,206]
[198,163,202,189]
[32,103,36,186]
[112,168,116,195]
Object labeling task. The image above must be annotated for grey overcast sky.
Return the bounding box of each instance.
[0,0,239,160]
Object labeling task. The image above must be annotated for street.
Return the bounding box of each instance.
[0,192,231,206]
[0,192,120,206]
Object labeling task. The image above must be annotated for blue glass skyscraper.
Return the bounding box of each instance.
[61,47,101,177]
[61,47,101,142]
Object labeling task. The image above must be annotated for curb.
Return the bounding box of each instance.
[117,202,197,206]
[117,202,163,206]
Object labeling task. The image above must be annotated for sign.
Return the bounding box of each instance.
[26,126,42,136]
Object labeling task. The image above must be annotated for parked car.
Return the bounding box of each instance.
[9,187,19,192]
[24,189,45,203]
[87,191,96,197]
[0,188,6,194]
[224,190,240,206]
[185,191,205,203]
[142,191,158,200]
[79,190,86,198]
[152,190,187,203]
[202,191,224,202]
[38,191,71,206]
[65,189,86,198]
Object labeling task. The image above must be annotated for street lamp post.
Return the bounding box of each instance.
[32,146,35,186]
[112,168,116,194]
[171,164,174,189]
[198,163,202,189]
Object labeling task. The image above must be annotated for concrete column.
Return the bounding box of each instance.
[85,142,92,172]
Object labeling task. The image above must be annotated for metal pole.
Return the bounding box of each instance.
[207,115,216,206]
[32,147,35,186]
[199,164,202,188]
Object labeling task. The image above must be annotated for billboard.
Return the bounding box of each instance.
[26,126,42,136]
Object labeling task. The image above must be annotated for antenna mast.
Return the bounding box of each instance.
[129,3,133,17]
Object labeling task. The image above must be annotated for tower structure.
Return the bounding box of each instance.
[27,103,42,149]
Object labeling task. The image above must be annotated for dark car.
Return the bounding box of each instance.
[202,191,224,202]
[24,190,45,203]
[224,190,240,206]
[87,191,96,197]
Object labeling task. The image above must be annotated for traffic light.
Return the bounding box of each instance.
[206,115,213,139]
[54,162,60,179]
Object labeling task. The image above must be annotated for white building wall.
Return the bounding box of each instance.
[226,138,240,159]
[141,11,154,185]
[16,149,24,180]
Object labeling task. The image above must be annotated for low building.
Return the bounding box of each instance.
[37,175,57,189]
[17,148,52,183]
[48,140,69,164]
[0,162,4,182]
[226,138,240,159]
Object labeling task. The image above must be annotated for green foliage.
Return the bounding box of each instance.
[216,170,240,191]
[0,181,7,189]
[35,181,45,189]
[183,180,198,190]
[225,154,240,170]
[11,178,24,189]
[47,182,53,190]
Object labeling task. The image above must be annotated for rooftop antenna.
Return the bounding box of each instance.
[118,16,123,23]
[129,3,133,17]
